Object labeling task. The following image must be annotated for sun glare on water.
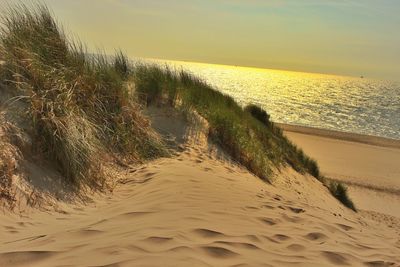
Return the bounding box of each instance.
[146,59,400,140]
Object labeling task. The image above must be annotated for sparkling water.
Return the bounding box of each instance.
[147,59,400,140]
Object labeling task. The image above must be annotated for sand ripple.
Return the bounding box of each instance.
[1,152,399,267]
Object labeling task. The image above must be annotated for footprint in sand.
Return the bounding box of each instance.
[193,228,224,238]
[116,211,154,220]
[364,260,397,267]
[272,234,291,242]
[263,236,281,244]
[214,241,260,250]
[278,205,286,210]
[288,207,305,214]
[281,214,304,223]
[259,217,279,226]
[143,172,157,178]
[336,223,354,231]
[78,229,103,236]
[321,251,349,265]
[3,226,18,234]
[287,244,306,252]
[277,205,305,214]
[165,245,193,253]
[304,232,328,242]
[201,246,238,258]
[262,204,275,210]
[244,235,261,243]
[143,236,174,243]
[244,206,260,210]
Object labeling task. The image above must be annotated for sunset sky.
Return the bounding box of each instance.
[4,0,400,80]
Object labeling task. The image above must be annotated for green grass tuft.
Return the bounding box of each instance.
[244,104,271,127]
[329,181,356,211]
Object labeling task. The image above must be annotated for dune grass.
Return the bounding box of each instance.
[244,104,271,127]
[133,64,355,210]
[329,182,356,211]
[0,4,166,186]
[134,64,321,179]
[0,3,355,210]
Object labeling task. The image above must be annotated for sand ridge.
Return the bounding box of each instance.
[1,145,399,267]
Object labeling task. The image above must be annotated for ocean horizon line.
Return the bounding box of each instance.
[142,57,400,84]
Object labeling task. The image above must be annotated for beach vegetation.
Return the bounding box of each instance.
[244,104,271,127]
[0,3,355,211]
[0,4,166,186]
[329,181,356,211]
[134,65,318,180]
[133,65,355,210]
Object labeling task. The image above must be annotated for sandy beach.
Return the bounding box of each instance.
[1,147,400,266]
[280,123,400,219]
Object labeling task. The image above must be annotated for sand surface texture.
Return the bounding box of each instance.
[1,145,400,266]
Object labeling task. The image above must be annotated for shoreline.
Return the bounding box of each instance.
[276,122,400,149]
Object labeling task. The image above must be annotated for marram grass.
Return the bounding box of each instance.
[0,4,166,186]
[0,3,355,210]
[133,64,356,210]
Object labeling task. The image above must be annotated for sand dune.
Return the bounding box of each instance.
[1,143,399,266]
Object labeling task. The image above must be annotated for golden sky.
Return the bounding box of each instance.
[4,0,400,80]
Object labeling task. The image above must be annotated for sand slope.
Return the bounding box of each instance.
[282,126,400,219]
[1,145,399,267]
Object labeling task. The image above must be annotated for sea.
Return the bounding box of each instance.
[145,59,400,140]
